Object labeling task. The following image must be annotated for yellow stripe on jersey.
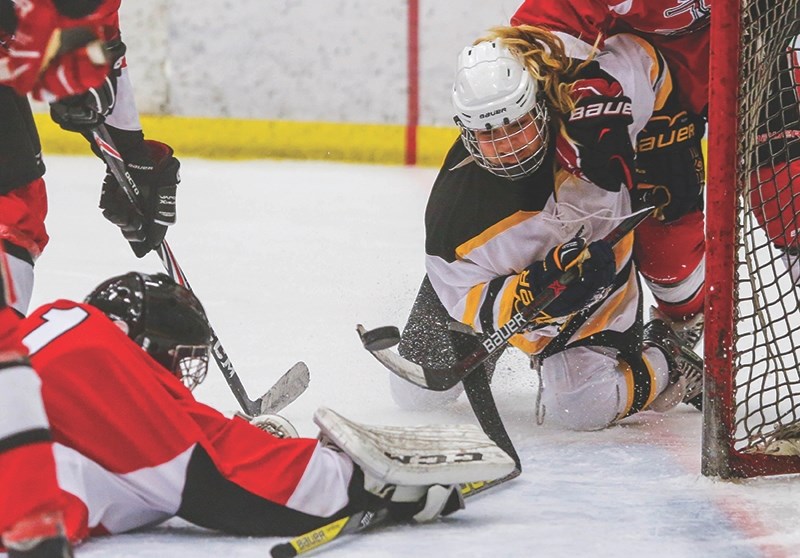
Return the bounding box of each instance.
[496,275,520,332]
[455,211,540,260]
[509,332,552,356]
[462,283,486,330]
[553,168,572,199]
[618,358,636,418]
[626,35,674,113]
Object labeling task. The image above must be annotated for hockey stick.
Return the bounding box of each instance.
[357,205,656,392]
[269,475,515,558]
[90,124,309,416]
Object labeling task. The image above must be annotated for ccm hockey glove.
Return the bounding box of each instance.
[99,139,180,258]
[522,237,616,318]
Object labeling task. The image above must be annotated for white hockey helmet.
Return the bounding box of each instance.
[452,40,550,180]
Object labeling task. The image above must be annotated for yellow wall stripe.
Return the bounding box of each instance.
[34,112,708,168]
[33,113,460,166]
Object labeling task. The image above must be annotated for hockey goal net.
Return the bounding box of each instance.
[703,0,800,478]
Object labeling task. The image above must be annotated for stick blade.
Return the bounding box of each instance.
[257,362,310,415]
[357,324,401,351]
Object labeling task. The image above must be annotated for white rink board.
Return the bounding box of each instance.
[117,0,524,125]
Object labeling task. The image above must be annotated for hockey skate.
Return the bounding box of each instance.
[649,305,705,351]
[2,511,73,558]
[248,413,299,439]
[644,319,704,412]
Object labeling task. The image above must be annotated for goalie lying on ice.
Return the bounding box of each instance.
[0,266,515,557]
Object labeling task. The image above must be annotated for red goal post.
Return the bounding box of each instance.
[704,0,800,478]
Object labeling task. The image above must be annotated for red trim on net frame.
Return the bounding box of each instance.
[405,0,419,166]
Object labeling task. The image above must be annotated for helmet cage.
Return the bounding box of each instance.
[138,334,210,391]
[168,343,209,390]
[456,102,550,180]
[86,272,212,390]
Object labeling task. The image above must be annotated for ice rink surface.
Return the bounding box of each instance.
[22,155,800,558]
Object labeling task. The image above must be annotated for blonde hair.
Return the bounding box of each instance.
[476,25,595,116]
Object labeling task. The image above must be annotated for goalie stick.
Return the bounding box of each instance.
[268,475,515,558]
[91,124,308,416]
[357,205,656,392]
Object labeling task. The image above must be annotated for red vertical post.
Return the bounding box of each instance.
[702,0,740,478]
[405,0,420,166]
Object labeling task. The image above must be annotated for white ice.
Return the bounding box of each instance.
[21,155,800,557]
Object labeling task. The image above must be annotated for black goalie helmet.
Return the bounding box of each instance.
[85,272,211,390]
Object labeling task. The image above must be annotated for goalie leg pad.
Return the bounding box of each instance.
[312,407,516,487]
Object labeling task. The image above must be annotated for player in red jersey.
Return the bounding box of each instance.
[511,0,710,348]
[0,248,72,558]
[0,256,514,556]
[512,0,800,336]
[0,0,179,315]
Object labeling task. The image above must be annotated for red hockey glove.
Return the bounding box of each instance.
[31,40,110,102]
[558,72,635,192]
[0,0,110,99]
[49,38,125,132]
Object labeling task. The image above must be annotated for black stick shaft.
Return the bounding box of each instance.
[91,124,260,415]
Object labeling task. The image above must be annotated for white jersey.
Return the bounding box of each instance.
[425,34,665,356]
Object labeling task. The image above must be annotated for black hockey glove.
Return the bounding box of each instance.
[49,39,126,133]
[520,237,616,318]
[635,111,705,222]
[99,139,180,258]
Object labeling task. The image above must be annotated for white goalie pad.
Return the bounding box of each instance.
[313,407,516,486]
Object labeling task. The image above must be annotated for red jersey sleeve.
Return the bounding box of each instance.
[511,0,616,43]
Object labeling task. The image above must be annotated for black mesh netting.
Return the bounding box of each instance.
[733,0,800,451]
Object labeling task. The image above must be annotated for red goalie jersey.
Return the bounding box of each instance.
[511,0,711,114]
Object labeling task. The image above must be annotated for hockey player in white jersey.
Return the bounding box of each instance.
[392,25,704,431]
